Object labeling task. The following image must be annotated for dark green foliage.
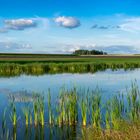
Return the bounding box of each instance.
[73,49,107,55]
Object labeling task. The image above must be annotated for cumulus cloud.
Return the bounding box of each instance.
[0,41,32,52]
[55,16,80,29]
[4,19,37,30]
[91,24,120,30]
[61,44,96,53]
[60,44,139,54]
[119,17,140,32]
[98,45,138,54]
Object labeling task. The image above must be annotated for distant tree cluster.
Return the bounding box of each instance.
[73,49,107,55]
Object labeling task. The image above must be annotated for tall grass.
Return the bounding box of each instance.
[33,95,39,127]
[47,90,53,125]
[127,81,140,121]
[91,91,101,128]
[1,83,140,139]
[9,97,17,126]
[0,61,140,77]
[22,106,30,126]
[38,96,45,126]
[80,98,87,126]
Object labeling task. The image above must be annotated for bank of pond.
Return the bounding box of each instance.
[0,62,140,77]
[1,82,140,139]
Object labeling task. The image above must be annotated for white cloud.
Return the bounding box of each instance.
[4,19,37,30]
[55,16,80,29]
[59,43,140,54]
[119,17,140,33]
[0,41,32,52]
[61,44,96,53]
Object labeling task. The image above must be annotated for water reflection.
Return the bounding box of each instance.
[0,69,140,139]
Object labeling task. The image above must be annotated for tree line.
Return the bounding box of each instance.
[73,49,107,55]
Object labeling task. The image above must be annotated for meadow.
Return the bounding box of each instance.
[0,53,140,63]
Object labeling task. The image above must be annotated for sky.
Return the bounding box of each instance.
[0,0,140,54]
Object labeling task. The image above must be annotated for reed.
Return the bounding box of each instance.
[80,98,87,126]
[10,98,17,126]
[2,83,140,139]
[47,90,53,125]
[33,97,38,126]
[57,91,65,126]
[2,109,7,136]
[39,96,45,126]
[91,92,101,128]
[29,109,33,125]
[22,106,30,126]
[0,130,10,140]
[68,89,78,125]
[127,81,140,122]
[1,61,140,77]
[110,96,122,130]
[105,101,111,129]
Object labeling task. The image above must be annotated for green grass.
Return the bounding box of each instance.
[0,61,140,77]
[80,122,140,140]
[0,54,140,77]
[0,53,140,64]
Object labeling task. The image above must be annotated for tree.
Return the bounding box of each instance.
[73,49,107,55]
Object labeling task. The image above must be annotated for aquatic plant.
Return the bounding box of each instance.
[91,92,101,128]
[1,56,140,77]
[2,82,140,139]
[110,96,122,129]
[2,109,7,135]
[29,111,33,125]
[22,106,30,126]
[56,92,65,126]
[48,90,53,125]
[127,81,140,122]
[10,98,17,126]
[68,90,78,125]
[0,129,10,140]
[80,98,87,126]
[33,97,38,126]
[39,96,45,126]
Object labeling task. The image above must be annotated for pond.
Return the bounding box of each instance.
[0,68,140,139]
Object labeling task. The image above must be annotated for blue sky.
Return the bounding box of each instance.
[0,0,140,54]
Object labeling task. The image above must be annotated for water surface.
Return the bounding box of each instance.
[0,68,140,139]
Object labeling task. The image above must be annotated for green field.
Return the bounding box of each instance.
[0,53,140,64]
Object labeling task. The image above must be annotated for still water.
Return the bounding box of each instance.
[0,68,140,139]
